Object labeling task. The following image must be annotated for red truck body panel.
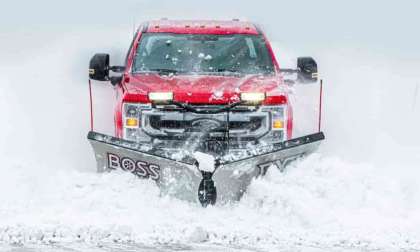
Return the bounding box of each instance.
[147,20,260,35]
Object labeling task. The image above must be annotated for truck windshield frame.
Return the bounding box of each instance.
[132,33,275,76]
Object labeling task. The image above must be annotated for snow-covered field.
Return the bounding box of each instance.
[1,1,419,251]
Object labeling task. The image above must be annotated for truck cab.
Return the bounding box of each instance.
[89,20,318,154]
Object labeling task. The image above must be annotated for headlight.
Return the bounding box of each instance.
[273,119,284,129]
[270,106,285,131]
[123,103,140,128]
[260,105,287,142]
[240,92,265,104]
[125,118,139,127]
[262,105,285,131]
[122,103,152,141]
[148,92,173,103]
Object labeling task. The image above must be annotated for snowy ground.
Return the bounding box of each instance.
[1,1,420,251]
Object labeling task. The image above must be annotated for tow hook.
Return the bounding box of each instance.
[198,171,217,207]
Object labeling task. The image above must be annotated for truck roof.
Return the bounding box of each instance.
[145,20,260,35]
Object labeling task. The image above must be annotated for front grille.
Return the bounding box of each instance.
[228,118,262,131]
[141,106,273,141]
[148,115,263,132]
[149,116,189,129]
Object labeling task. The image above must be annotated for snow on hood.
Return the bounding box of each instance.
[123,73,287,104]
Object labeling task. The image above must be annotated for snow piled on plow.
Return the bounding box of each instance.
[0,30,420,252]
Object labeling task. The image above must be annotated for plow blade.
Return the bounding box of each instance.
[213,132,324,203]
[87,131,324,205]
[87,131,202,202]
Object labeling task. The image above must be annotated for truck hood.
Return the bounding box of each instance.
[122,73,287,104]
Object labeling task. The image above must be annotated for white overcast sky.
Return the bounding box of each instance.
[0,0,419,59]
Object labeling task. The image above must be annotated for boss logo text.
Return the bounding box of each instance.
[107,153,160,180]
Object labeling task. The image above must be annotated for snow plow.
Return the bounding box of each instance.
[87,19,325,206]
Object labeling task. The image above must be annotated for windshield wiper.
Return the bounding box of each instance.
[135,68,244,76]
[216,68,239,73]
[148,68,180,75]
[209,68,242,76]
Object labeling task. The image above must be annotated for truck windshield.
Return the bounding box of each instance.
[132,33,275,75]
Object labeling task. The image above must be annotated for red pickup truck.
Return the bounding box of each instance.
[88,20,323,206]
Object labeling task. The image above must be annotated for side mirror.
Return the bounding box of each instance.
[89,53,110,81]
[297,57,318,83]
